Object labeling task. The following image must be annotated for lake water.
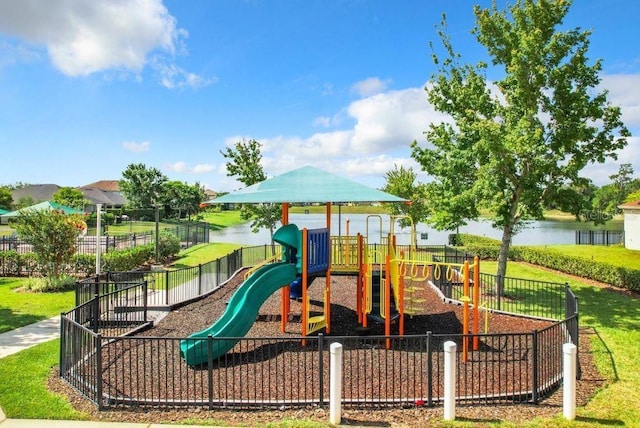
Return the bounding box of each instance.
[211,213,623,246]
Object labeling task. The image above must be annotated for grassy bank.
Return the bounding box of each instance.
[480,261,640,426]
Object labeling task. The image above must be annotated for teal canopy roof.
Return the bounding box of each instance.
[208,166,409,204]
[0,208,8,215]
[0,201,85,218]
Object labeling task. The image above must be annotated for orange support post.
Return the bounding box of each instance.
[473,257,480,351]
[385,255,391,349]
[462,261,470,362]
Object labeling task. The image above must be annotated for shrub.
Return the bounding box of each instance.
[70,253,95,277]
[457,233,501,259]
[23,274,76,292]
[457,235,640,292]
[157,231,181,262]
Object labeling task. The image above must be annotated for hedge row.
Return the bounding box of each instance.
[0,232,181,278]
[455,233,640,292]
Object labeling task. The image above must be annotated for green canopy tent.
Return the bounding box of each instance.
[0,201,85,219]
[207,165,408,204]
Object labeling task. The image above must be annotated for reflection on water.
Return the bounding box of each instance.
[211,213,623,246]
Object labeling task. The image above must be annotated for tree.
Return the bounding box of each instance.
[411,0,629,294]
[119,163,168,209]
[120,163,168,263]
[0,186,12,210]
[14,209,84,279]
[163,180,205,220]
[52,187,87,210]
[15,195,36,210]
[381,165,429,248]
[220,139,281,239]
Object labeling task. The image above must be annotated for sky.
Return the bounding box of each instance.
[0,0,639,193]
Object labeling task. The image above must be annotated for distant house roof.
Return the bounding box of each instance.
[79,180,120,192]
[619,200,640,211]
[204,189,217,199]
[80,188,127,206]
[11,184,61,203]
[208,166,409,204]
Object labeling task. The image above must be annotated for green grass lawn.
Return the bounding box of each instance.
[3,239,640,425]
[200,210,245,230]
[169,242,243,269]
[481,260,640,426]
[0,278,74,333]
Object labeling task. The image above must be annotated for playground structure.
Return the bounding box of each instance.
[60,167,579,410]
[181,208,483,365]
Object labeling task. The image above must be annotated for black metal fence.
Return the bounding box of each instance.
[0,221,209,256]
[79,245,283,308]
[61,243,580,410]
[575,230,623,245]
[60,321,576,409]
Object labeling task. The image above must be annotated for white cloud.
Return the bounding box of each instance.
[350,77,392,97]
[165,161,215,174]
[122,140,151,153]
[600,74,640,126]
[348,87,444,155]
[312,116,332,128]
[152,58,216,89]
[165,161,188,173]
[0,0,212,88]
[192,163,216,174]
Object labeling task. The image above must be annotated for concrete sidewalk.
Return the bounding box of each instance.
[0,316,60,359]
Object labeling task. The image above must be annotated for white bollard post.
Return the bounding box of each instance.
[329,342,343,425]
[443,340,457,421]
[563,343,577,420]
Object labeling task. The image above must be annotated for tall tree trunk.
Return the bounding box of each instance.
[495,222,514,296]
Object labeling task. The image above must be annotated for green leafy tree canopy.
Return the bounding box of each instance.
[120,163,168,208]
[411,0,629,292]
[220,139,281,238]
[52,187,87,210]
[0,186,12,211]
[14,210,85,279]
[381,165,429,248]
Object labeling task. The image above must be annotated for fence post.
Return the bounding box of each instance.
[318,334,324,407]
[95,333,103,409]
[198,264,203,295]
[207,335,214,410]
[165,269,170,306]
[59,312,66,374]
[329,342,343,425]
[92,295,100,333]
[143,280,148,323]
[532,330,539,403]
[563,343,577,420]
[426,331,433,406]
[443,341,456,421]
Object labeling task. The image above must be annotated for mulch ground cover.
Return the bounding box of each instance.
[50,268,604,427]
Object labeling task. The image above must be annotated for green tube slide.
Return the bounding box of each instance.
[180,261,298,366]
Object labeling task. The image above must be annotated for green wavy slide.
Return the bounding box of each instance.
[180,261,297,366]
